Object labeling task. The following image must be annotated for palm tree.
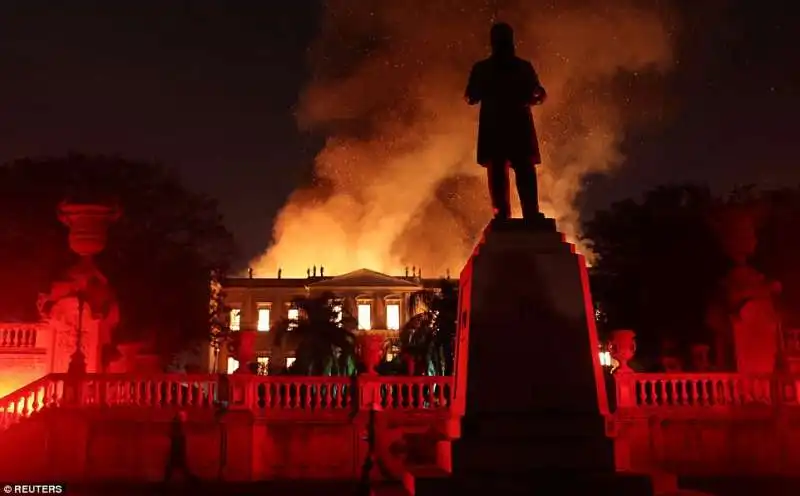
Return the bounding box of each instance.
[399,280,458,376]
[272,292,358,376]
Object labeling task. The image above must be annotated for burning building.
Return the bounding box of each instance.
[208,267,449,374]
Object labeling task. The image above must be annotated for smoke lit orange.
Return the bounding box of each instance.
[251,0,675,277]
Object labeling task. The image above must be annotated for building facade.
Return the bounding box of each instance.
[211,268,445,374]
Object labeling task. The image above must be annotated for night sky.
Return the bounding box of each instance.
[1,1,797,268]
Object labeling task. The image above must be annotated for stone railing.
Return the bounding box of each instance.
[80,374,219,409]
[0,374,67,430]
[0,373,454,429]
[610,370,800,476]
[232,374,453,414]
[614,372,779,411]
[0,323,49,349]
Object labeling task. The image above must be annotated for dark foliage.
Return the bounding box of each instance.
[400,279,458,375]
[582,184,727,364]
[0,154,236,358]
[583,183,800,367]
[271,292,357,376]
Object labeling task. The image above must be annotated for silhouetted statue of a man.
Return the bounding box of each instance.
[465,22,547,220]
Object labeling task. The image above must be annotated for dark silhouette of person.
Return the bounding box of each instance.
[465,22,547,220]
[164,410,196,482]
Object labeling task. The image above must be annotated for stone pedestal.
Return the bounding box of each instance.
[412,216,653,495]
[48,297,101,374]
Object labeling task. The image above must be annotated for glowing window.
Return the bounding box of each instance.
[227,357,239,374]
[286,357,296,369]
[229,308,241,331]
[386,303,401,330]
[357,303,372,330]
[599,351,611,367]
[257,356,269,375]
[333,304,342,323]
[287,308,299,330]
[257,306,271,332]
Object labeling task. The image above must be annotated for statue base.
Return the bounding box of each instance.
[409,216,653,495]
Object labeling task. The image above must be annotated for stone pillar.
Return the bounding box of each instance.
[241,292,257,331]
[374,294,387,330]
[413,216,653,495]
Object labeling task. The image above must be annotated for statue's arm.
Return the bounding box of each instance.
[465,64,482,105]
[528,62,547,105]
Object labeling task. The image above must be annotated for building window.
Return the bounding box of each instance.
[229,308,241,331]
[257,356,270,375]
[257,306,271,332]
[227,356,239,374]
[386,302,401,330]
[357,301,372,330]
[287,307,299,330]
[286,357,296,369]
[333,303,343,324]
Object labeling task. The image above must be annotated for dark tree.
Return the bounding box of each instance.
[271,292,358,376]
[0,154,236,359]
[400,280,458,376]
[746,187,800,328]
[581,184,726,366]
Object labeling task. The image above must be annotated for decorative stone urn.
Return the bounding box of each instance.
[58,202,121,258]
[40,202,121,376]
[358,333,385,375]
[234,329,257,374]
[609,329,636,373]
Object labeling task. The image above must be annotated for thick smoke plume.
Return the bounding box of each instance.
[252,0,675,277]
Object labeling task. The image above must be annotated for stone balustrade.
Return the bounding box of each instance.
[0,323,48,349]
[0,373,455,430]
[610,370,800,477]
[0,374,66,430]
[614,372,778,411]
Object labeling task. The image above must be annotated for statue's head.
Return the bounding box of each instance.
[490,22,515,57]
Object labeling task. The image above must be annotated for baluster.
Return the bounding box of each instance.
[337,382,345,409]
[144,380,153,407]
[730,378,740,405]
[262,382,271,410]
[305,382,313,409]
[680,379,688,406]
[669,379,677,406]
[700,379,709,406]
